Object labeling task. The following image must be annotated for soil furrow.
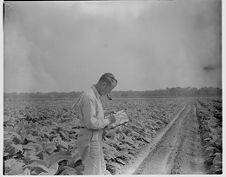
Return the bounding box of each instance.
[120,102,207,174]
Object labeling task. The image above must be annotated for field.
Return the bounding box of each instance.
[3,96,222,175]
[196,97,222,174]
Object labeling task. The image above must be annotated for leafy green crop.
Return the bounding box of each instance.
[3,97,192,174]
[196,98,222,174]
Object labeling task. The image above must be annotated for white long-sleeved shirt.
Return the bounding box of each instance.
[77,85,110,129]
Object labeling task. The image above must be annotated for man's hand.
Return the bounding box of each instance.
[104,110,116,116]
[102,115,115,140]
[108,110,116,114]
[103,114,116,140]
[108,114,116,124]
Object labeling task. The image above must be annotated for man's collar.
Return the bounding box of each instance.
[91,85,101,99]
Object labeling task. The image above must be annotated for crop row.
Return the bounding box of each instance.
[196,97,222,174]
[4,97,186,175]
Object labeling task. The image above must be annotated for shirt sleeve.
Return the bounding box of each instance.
[81,94,110,129]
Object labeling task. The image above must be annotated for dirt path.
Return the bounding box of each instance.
[119,101,206,175]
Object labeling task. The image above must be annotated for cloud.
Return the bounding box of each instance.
[4,0,222,92]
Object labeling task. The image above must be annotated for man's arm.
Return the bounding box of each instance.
[81,95,110,129]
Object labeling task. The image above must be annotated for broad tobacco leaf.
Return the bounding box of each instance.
[19,168,31,175]
[103,147,115,160]
[4,142,22,155]
[15,121,25,133]
[24,149,40,161]
[22,142,43,154]
[5,131,22,142]
[4,115,11,122]
[19,128,27,142]
[11,143,23,152]
[4,152,10,157]
[24,150,72,175]
[4,126,15,133]
[213,153,222,165]
[5,159,17,168]
[25,134,39,143]
[43,142,57,154]
[56,141,69,150]
[59,130,70,140]
[24,161,58,175]
[115,157,126,165]
[122,136,134,146]
[67,150,80,167]
[60,166,79,175]
[47,151,72,168]
[5,159,25,175]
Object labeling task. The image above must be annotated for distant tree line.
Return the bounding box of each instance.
[111,87,222,98]
[4,87,222,100]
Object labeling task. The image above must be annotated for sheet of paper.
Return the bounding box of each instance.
[108,110,129,128]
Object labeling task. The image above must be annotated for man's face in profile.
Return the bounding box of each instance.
[102,81,117,95]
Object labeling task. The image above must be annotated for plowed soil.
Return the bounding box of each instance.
[119,101,207,174]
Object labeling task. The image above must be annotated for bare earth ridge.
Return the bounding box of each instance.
[118,101,206,174]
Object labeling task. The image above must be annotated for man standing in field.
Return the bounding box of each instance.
[75,73,117,175]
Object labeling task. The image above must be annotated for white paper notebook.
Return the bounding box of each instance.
[107,110,129,128]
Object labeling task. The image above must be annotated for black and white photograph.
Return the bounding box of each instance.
[3,0,223,175]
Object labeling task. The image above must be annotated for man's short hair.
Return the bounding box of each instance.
[98,73,117,87]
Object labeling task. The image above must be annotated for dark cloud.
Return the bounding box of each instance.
[203,65,215,71]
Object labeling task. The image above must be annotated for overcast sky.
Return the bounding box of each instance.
[4,0,221,92]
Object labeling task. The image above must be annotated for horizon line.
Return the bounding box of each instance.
[4,86,222,94]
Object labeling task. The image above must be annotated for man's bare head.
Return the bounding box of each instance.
[96,73,117,96]
[98,73,117,87]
